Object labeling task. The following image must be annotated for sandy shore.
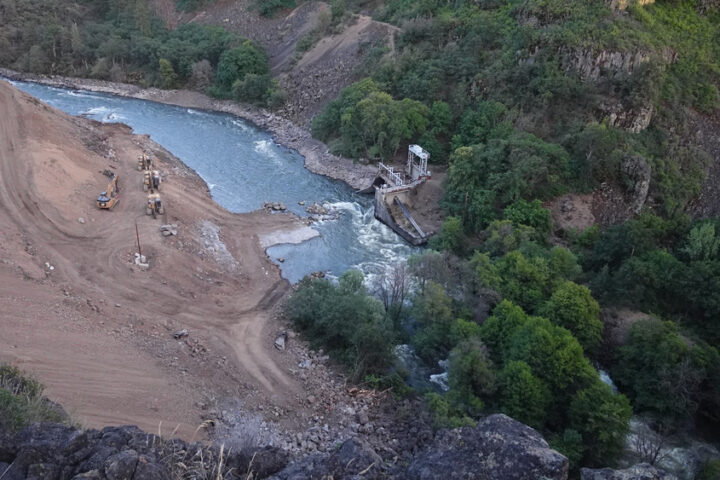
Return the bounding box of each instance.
[0,68,377,191]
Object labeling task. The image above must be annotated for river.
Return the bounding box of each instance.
[9,80,417,283]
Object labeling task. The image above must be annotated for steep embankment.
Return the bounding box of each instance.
[0,80,316,438]
[184,1,399,125]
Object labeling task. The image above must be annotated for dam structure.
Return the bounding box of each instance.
[370,145,432,246]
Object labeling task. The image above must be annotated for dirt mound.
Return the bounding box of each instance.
[0,80,316,438]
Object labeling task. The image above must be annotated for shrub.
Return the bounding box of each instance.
[0,365,66,433]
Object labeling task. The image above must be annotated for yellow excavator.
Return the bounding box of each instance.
[143,170,161,191]
[146,191,164,218]
[97,173,120,209]
[137,154,152,171]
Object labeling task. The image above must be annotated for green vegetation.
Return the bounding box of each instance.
[306,2,720,465]
[0,0,282,107]
[252,0,297,17]
[285,270,394,381]
[0,364,67,434]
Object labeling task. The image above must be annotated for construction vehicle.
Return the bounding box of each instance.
[143,170,161,191]
[97,174,120,209]
[146,191,164,218]
[137,154,152,171]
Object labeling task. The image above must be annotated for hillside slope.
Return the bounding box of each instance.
[0,80,313,437]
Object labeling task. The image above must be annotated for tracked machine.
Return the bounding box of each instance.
[143,170,161,191]
[137,154,152,171]
[96,173,120,210]
[146,191,164,218]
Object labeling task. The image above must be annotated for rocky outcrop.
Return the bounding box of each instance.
[581,463,677,480]
[620,154,651,213]
[564,48,652,81]
[0,415,571,480]
[402,414,569,480]
[0,423,288,480]
[600,100,654,133]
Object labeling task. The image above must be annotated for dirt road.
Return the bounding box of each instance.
[0,80,314,438]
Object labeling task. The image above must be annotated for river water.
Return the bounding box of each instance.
[9,80,416,283]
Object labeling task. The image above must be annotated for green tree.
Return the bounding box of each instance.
[213,40,269,96]
[448,339,497,416]
[411,281,456,361]
[429,216,464,254]
[498,360,551,429]
[569,381,632,466]
[158,58,178,88]
[539,281,603,355]
[285,270,393,379]
[613,318,717,425]
[683,222,720,261]
[503,199,551,239]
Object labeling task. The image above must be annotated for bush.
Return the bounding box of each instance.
[286,271,395,380]
[0,365,66,433]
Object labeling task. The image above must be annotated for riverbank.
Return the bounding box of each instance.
[0,68,377,191]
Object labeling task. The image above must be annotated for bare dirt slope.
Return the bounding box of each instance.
[0,80,314,438]
[187,1,398,125]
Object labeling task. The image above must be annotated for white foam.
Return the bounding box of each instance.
[231,119,251,132]
[63,91,95,99]
[254,139,284,166]
[83,106,110,116]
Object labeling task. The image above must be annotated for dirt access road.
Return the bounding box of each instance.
[0,80,316,438]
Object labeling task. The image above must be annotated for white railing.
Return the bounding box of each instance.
[379,162,404,186]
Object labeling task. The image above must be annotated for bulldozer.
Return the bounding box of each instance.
[137,154,152,171]
[143,170,161,191]
[97,173,120,209]
[146,191,164,218]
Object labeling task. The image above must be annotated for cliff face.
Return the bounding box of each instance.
[0,415,570,480]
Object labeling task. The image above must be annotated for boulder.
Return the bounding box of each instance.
[326,438,384,479]
[104,449,139,480]
[226,446,289,478]
[581,463,677,480]
[403,414,569,480]
[132,457,171,480]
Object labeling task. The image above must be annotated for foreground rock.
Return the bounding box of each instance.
[581,463,677,480]
[0,414,570,480]
[0,423,288,480]
[403,414,569,480]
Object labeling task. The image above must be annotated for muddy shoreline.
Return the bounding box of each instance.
[0,68,377,191]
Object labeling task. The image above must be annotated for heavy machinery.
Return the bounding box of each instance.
[146,191,164,218]
[137,154,152,171]
[97,173,120,209]
[143,170,161,191]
